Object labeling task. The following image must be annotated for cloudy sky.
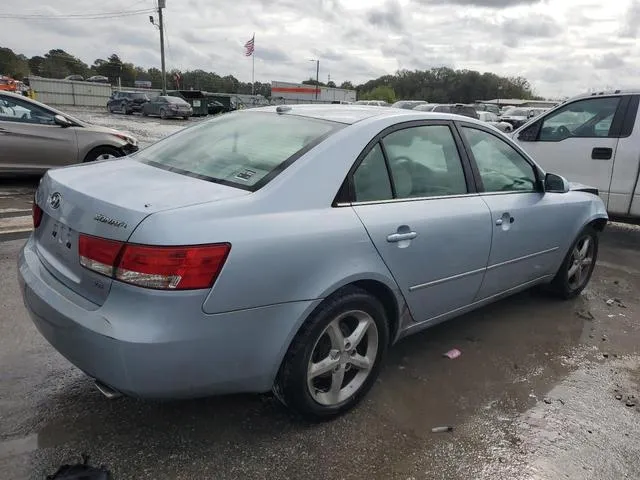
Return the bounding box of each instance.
[1,0,639,97]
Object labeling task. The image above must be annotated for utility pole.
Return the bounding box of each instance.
[158,0,167,94]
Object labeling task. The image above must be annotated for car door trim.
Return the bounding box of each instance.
[406,246,558,292]
[337,192,480,207]
[409,266,486,291]
[485,246,559,271]
[404,274,554,332]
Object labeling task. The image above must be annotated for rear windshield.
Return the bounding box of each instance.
[131,93,148,100]
[136,111,343,190]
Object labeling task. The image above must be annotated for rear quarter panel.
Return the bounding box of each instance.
[129,199,403,314]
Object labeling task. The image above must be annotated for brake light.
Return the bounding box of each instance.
[78,234,230,290]
[32,203,43,228]
[79,235,123,277]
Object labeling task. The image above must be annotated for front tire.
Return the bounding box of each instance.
[160,108,168,119]
[275,286,389,420]
[548,225,599,299]
[83,146,123,163]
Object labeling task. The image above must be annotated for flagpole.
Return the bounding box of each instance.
[251,33,255,97]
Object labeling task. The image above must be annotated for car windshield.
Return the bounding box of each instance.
[131,93,148,100]
[507,109,528,116]
[136,111,343,190]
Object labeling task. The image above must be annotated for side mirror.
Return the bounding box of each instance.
[54,114,72,128]
[544,173,570,193]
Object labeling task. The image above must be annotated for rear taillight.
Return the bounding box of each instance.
[32,203,43,229]
[79,235,123,277]
[78,234,230,290]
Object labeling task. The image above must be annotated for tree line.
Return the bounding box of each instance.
[1,46,539,102]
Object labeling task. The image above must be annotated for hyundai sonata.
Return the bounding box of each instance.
[19,105,607,419]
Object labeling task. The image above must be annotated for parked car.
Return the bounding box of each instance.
[391,100,427,110]
[512,90,640,219]
[0,91,138,174]
[107,91,150,115]
[64,75,84,81]
[354,100,390,107]
[500,108,546,129]
[416,104,480,119]
[86,76,110,84]
[473,103,501,115]
[478,111,513,132]
[19,105,607,420]
[142,95,192,119]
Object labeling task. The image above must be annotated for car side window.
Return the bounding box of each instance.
[538,97,620,141]
[353,143,393,202]
[382,125,468,198]
[0,96,55,125]
[461,127,537,193]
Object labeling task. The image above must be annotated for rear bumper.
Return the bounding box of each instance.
[18,236,319,398]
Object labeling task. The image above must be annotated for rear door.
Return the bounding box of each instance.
[0,94,78,172]
[514,95,627,212]
[459,124,573,299]
[349,121,492,324]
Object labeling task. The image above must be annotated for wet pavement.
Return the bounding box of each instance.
[1,223,639,479]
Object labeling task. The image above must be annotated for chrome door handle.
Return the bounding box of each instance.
[387,232,417,242]
[495,219,503,225]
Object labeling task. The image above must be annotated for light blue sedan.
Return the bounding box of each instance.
[19,105,607,419]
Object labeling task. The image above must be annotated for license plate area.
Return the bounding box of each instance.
[49,221,77,258]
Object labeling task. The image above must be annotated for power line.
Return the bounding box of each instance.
[0,8,155,20]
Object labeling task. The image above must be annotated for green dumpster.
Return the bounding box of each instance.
[167,90,209,116]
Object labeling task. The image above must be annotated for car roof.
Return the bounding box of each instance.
[568,89,640,101]
[244,104,488,126]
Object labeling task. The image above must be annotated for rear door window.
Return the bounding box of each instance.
[137,112,343,190]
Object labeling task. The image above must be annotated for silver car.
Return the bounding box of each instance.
[0,91,138,174]
[19,105,607,419]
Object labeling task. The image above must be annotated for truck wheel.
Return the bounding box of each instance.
[274,286,389,420]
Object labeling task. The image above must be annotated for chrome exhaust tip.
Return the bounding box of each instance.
[94,380,122,399]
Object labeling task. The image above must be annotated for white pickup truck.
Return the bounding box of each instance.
[512,90,640,220]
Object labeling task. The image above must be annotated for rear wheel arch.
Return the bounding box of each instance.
[351,279,400,344]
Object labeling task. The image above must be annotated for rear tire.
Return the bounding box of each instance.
[83,146,123,163]
[547,225,599,299]
[274,286,389,421]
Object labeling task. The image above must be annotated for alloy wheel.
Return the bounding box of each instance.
[307,310,379,406]
[567,235,594,290]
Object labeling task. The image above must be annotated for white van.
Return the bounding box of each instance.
[512,90,640,220]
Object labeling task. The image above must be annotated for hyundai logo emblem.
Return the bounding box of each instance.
[49,192,62,209]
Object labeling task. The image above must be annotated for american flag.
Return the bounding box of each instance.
[244,35,255,56]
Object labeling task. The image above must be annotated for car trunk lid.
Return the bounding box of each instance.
[34,158,249,305]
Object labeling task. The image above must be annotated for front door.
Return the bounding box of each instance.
[460,125,569,299]
[0,94,78,172]
[350,123,492,323]
[514,95,625,211]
